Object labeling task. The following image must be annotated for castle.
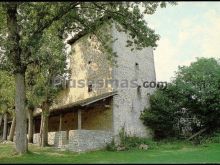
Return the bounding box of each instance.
[32,22,156,152]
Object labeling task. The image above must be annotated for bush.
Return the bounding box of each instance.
[106,140,117,151]
[140,88,182,139]
[106,127,157,151]
[141,58,220,140]
[197,131,220,145]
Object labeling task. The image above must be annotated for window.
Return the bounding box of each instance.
[137,85,141,98]
[88,84,93,92]
[135,62,139,70]
[88,61,92,64]
[135,63,139,80]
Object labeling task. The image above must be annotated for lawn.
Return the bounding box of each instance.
[0,141,220,164]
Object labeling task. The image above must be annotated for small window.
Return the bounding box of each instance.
[88,84,93,92]
[88,61,92,64]
[137,85,141,98]
[135,62,139,70]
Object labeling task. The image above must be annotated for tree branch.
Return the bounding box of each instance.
[27,2,80,46]
[67,14,112,45]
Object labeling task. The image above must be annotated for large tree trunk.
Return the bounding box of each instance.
[28,109,34,143]
[39,102,49,147]
[15,73,28,153]
[6,3,28,154]
[9,117,16,141]
[3,113,8,141]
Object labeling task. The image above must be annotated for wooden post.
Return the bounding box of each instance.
[77,109,81,130]
[28,109,34,143]
[33,119,35,134]
[59,114,63,132]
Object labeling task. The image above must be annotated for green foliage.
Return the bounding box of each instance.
[140,87,182,139]
[25,26,67,108]
[120,136,155,150]
[141,57,220,139]
[106,127,157,151]
[117,127,149,150]
[106,140,117,151]
[204,132,220,144]
[192,130,220,145]
[0,70,15,114]
[0,2,176,72]
[174,58,220,131]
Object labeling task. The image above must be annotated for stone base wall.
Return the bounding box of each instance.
[33,130,113,152]
[68,130,113,152]
[54,131,67,148]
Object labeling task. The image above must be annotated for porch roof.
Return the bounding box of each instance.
[34,91,117,117]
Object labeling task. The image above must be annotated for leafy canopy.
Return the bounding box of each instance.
[0,2,176,73]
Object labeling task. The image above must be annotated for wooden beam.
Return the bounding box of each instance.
[77,109,81,130]
[187,128,207,141]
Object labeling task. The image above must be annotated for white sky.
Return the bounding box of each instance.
[145,2,220,82]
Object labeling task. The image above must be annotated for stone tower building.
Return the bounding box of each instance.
[32,22,156,152]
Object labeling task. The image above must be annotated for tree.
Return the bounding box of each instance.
[141,57,220,139]
[174,58,220,132]
[26,26,67,147]
[0,2,175,153]
[140,87,179,139]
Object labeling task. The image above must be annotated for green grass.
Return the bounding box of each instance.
[1,142,220,164]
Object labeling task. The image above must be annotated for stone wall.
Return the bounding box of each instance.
[68,130,113,152]
[52,23,113,110]
[111,23,156,138]
[33,130,113,152]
